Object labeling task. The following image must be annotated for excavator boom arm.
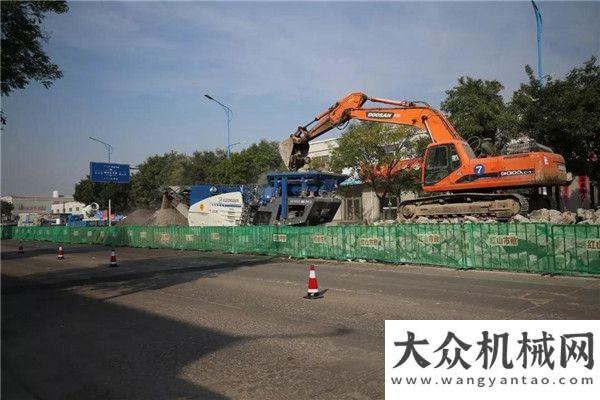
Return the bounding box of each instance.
[279,92,461,170]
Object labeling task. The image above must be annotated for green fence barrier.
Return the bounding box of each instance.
[1,226,15,239]
[551,224,600,275]
[3,224,599,276]
[469,223,554,274]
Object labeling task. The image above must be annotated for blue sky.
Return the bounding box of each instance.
[1,1,599,196]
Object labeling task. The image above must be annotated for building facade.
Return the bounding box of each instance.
[51,200,86,214]
[1,191,78,219]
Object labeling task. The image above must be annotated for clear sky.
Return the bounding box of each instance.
[1,0,598,196]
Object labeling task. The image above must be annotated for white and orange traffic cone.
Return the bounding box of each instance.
[57,245,64,260]
[17,241,24,254]
[304,265,323,299]
[109,249,118,267]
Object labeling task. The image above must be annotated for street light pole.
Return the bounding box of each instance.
[531,0,543,82]
[88,136,114,226]
[88,136,114,163]
[228,141,246,150]
[204,94,233,158]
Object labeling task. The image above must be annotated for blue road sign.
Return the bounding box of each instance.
[90,162,130,183]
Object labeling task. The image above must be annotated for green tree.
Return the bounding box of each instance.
[73,176,131,212]
[1,200,14,221]
[130,151,191,209]
[441,77,515,145]
[73,177,95,205]
[308,155,330,172]
[510,57,600,183]
[112,141,285,209]
[1,1,69,122]
[184,150,227,183]
[330,122,422,211]
[212,140,285,184]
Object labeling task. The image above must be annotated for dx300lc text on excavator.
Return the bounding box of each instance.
[279,92,572,219]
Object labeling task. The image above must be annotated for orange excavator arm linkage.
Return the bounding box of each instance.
[279,92,461,170]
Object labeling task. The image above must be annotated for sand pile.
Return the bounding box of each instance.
[119,206,188,226]
[148,207,188,226]
[118,209,155,226]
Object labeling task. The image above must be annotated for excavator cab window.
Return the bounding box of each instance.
[424,144,461,186]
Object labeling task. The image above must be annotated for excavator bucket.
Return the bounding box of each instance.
[278,137,295,170]
[279,136,310,171]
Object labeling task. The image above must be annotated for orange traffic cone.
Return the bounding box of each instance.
[57,245,64,260]
[109,249,118,267]
[304,265,323,299]
[17,241,24,254]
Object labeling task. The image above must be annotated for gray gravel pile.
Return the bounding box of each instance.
[149,207,188,226]
[118,209,155,226]
[519,208,600,225]
[387,208,600,225]
[390,215,499,224]
[119,207,188,226]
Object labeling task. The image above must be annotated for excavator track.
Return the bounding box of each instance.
[399,193,528,221]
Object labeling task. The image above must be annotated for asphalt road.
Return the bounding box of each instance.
[2,239,599,399]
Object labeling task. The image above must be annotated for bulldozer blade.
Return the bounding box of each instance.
[279,137,295,170]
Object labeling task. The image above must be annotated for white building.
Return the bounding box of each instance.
[305,137,339,165]
[51,200,86,214]
[1,191,76,218]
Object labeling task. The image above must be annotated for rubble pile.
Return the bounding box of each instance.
[118,209,154,226]
[522,208,600,225]
[149,207,188,226]
[390,216,500,224]
[386,208,600,225]
[118,207,188,226]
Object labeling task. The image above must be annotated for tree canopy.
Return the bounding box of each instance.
[440,57,600,184]
[441,77,511,144]
[211,140,284,184]
[124,140,284,209]
[509,57,600,182]
[1,1,68,95]
[1,1,68,123]
[73,176,132,212]
[129,151,190,209]
[330,122,423,208]
[1,200,14,220]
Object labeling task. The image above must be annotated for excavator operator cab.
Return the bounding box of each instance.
[423,143,466,186]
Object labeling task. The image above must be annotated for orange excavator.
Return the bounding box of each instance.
[279,92,572,219]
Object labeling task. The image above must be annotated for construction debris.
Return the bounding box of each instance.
[526,208,600,224]
[150,207,188,226]
[393,208,599,225]
[118,209,154,226]
[511,214,530,223]
[118,207,187,226]
[529,209,574,224]
[121,205,598,227]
